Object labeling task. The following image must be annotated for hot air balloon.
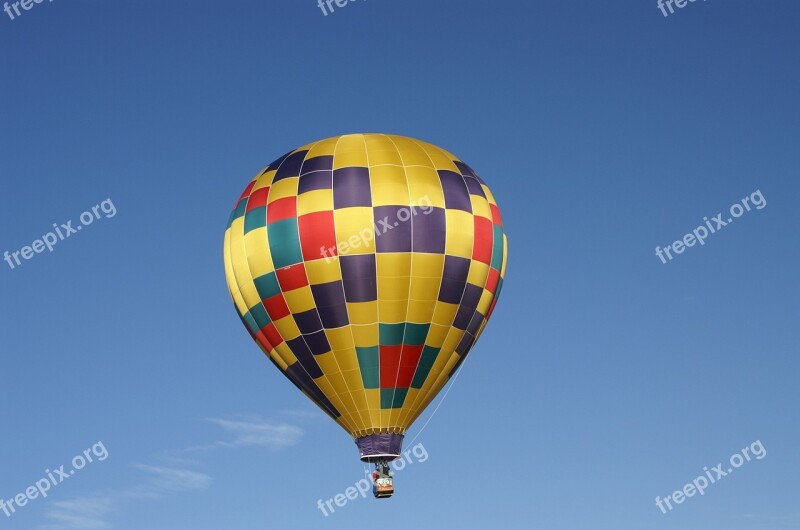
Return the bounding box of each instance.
[223,134,507,497]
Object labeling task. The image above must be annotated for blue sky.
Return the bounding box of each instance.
[1,1,799,529]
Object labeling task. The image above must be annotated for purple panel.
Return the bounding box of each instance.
[438,170,472,213]
[301,155,333,174]
[285,362,339,417]
[266,151,292,172]
[340,254,377,303]
[311,281,346,307]
[467,311,485,335]
[455,333,475,356]
[333,167,372,208]
[461,283,483,310]
[442,255,470,282]
[294,309,323,334]
[411,207,446,253]
[464,176,486,198]
[374,205,412,253]
[304,330,332,355]
[298,171,333,194]
[454,161,485,184]
[318,303,350,328]
[340,254,376,279]
[453,304,473,330]
[286,336,323,378]
[274,150,307,182]
[355,433,405,462]
[438,278,466,304]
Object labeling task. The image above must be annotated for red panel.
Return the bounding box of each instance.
[298,211,337,261]
[262,322,284,347]
[485,267,501,294]
[267,196,297,224]
[486,298,498,320]
[263,294,290,321]
[246,187,270,212]
[396,345,424,388]
[379,345,403,388]
[276,263,309,292]
[256,330,273,351]
[490,204,503,226]
[239,180,256,201]
[472,216,493,264]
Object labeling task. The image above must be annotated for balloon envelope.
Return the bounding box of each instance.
[224,134,507,460]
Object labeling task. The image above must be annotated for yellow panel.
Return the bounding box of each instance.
[268,177,299,202]
[370,165,409,206]
[365,407,381,427]
[334,135,369,168]
[411,253,444,277]
[326,327,354,351]
[230,220,261,309]
[441,329,465,353]
[410,276,441,302]
[335,349,361,372]
[406,166,445,207]
[378,276,410,301]
[244,227,273,278]
[418,144,460,172]
[305,256,342,285]
[407,300,435,323]
[223,231,250,316]
[315,376,349,414]
[467,260,490,288]
[347,301,378,325]
[501,235,508,277]
[378,300,408,323]
[482,184,497,205]
[395,387,423,429]
[306,137,340,158]
[425,324,451,348]
[432,302,459,327]
[334,207,375,256]
[476,288,494,315]
[445,210,475,257]
[252,170,275,192]
[283,286,316,314]
[430,143,459,162]
[365,388,381,411]
[297,189,333,215]
[269,350,288,370]
[352,324,378,346]
[392,137,434,167]
[327,370,350,394]
[470,194,492,219]
[377,253,411,277]
[349,388,368,410]
[273,341,299,367]
[365,138,404,166]
[341,367,365,388]
[272,314,301,340]
[235,275,259,309]
[316,351,342,375]
[441,353,461,376]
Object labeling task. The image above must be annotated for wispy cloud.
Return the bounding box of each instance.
[27,415,302,529]
[134,464,212,493]
[33,497,115,530]
[207,417,304,449]
[174,416,305,454]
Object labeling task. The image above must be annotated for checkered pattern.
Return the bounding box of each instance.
[224,134,508,439]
